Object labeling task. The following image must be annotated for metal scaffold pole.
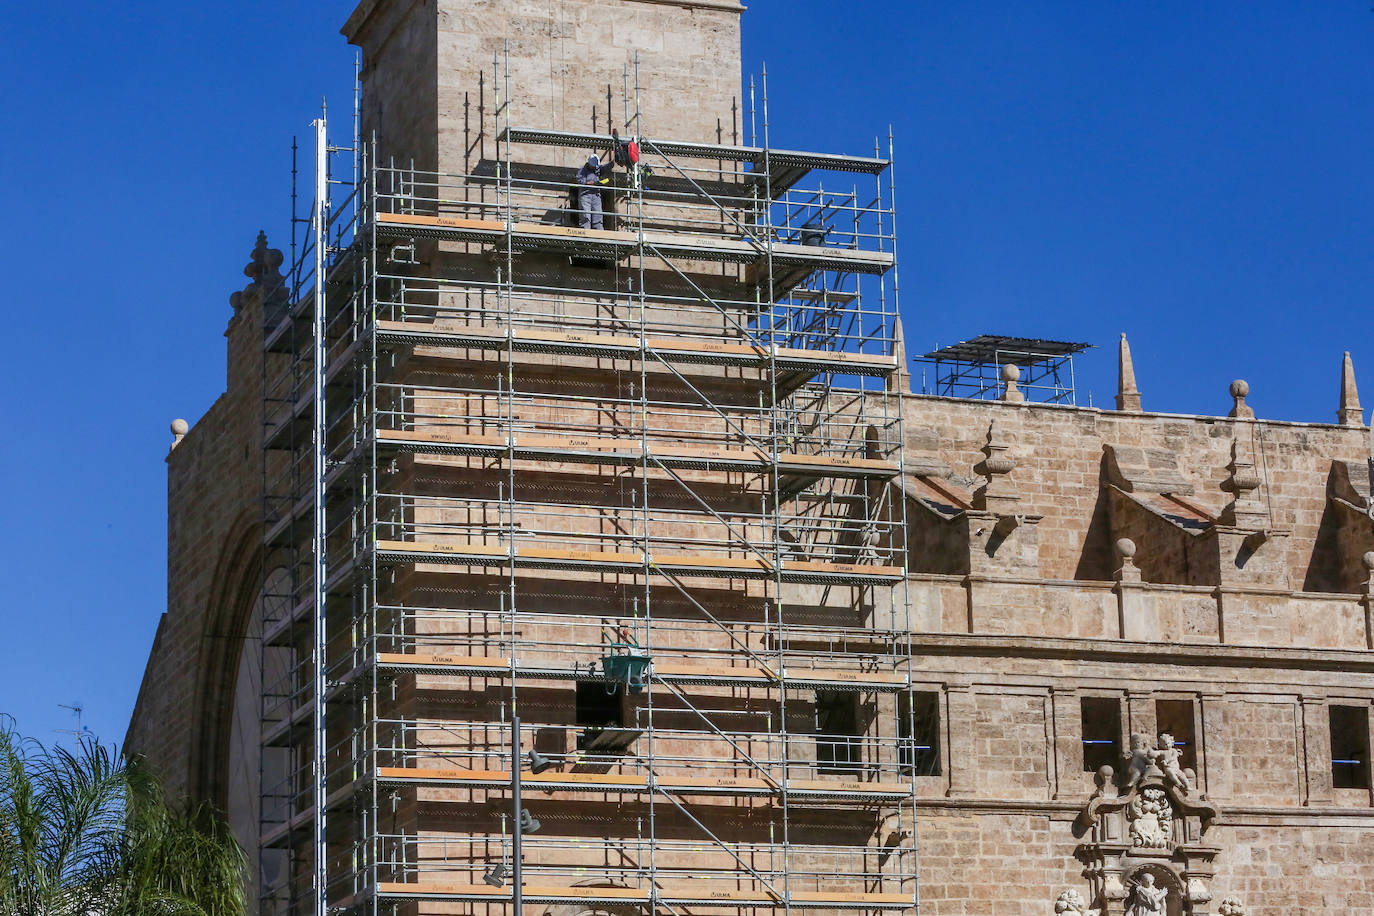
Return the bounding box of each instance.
[512,714,523,916]
[310,110,329,916]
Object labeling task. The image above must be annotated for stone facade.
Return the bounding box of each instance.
[126,2,1374,914]
[898,381,1374,914]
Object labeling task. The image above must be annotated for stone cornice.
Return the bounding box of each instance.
[903,389,1373,432]
[620,0,745,10]
[914,796,1374,823]
[345,0,743,42]
[911,632,1374,673]
[919,570,1367,600]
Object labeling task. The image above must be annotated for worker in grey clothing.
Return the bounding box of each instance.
[575,153,614,230]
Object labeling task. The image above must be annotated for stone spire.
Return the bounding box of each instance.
[1116,333,1142,412]
[1338,351,1363,427]
[886,316,909,393]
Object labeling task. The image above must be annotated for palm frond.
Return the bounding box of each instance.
[0,719,247,916]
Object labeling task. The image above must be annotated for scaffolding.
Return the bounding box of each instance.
[259,54,914,916]
[917,335,1091,405]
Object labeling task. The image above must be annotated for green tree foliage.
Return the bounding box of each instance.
[0,718,247,916]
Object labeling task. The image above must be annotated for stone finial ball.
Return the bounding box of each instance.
[1001,363,1021,382]
[1363,551,1374,572]
[1229,379,1249,399]
[171,418,189,437]
[1115,537,1137,559]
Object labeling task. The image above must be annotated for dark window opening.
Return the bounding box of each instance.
[1331,705,1371,790]
[576,680,637,753]
[1081,696,1122,773]
[816,690,862,775]
[898,691,941,776]
[1155,699,1197,772]
[577,680,625,728]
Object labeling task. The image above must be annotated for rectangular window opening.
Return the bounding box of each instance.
[1081,696,1122,773]
[898,691,941,777]
[576,680,625,728]
[1330,705,1371,790]
[1155,698,1197,772]
[816,690,862,775]
[576,680,636,753]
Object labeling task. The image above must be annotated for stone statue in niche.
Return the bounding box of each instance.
[1123,873,1169,916]
[1152,733,1192,794]
[1127,787,1173,848]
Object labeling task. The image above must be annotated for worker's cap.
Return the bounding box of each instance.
[587,154,600,167]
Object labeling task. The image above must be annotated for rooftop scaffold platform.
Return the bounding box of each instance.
[256,51,917,916]
[917,335,1092,405]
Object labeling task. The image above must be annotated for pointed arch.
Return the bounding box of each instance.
[190,508,264,812]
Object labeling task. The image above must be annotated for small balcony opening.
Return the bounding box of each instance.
[816,690,862,775]
[1331,705,1371,790]
[898,691,941,776]
[1081,696,1122,772]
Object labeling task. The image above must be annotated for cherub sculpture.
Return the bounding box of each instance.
[1053,889,1090,914]
[1152,733,1192,794]
[1123,732,1153,787]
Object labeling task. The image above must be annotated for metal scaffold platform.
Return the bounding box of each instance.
[257,52,915,916]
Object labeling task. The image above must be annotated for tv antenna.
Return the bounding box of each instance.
[56,703,93,741]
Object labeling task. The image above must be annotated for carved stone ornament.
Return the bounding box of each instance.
[973,419,1019,513]
[1070,734,1224,915]
[1127,787,1173,849]
[228,230,288,322]
[1054,888,1098,915]
[1216,897,1245,916]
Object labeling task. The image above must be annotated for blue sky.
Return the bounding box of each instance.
[1,2,1371,751]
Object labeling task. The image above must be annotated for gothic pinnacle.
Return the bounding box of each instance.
[1339,351,1363,428]
[1116,333,1141,413]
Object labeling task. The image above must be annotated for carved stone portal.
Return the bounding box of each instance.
[1072,733,1223,916]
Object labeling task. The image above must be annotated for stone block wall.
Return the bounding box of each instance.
[345,0,744,175]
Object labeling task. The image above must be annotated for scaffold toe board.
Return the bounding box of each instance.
[374,765,913,800]
[376,883,913,908]
[375,428,899,477]
[375,653,911,691]
[374,540,905,582]
[377,883,651,904]
[374,212,895,274]
[373,320,898,376]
